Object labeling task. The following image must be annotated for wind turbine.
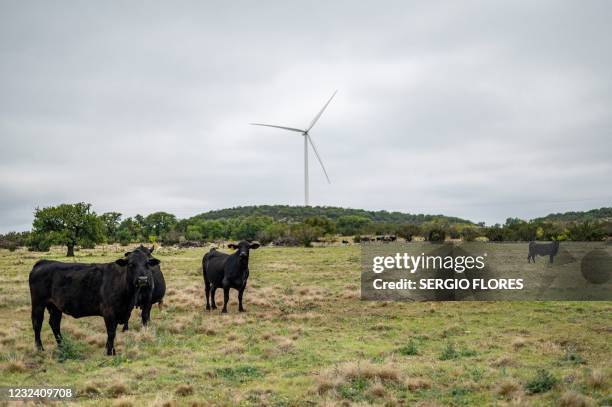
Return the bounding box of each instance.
[251,90,337,206]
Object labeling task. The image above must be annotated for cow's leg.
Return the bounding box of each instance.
[549,254,554,264]
[222,286,230,313]
[122,322,129,332]
[104,316,118,356]
[238,288,246,312]
[205,280,211,311]
[31,303,45,351]
[210,287,217,310]
[141,303,152,327]
[46,303,63,345]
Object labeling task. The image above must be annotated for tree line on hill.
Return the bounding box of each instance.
[0,203,610,256]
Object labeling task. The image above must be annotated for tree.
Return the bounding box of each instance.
[485,225,504,242]
[31,203,104,256]
[396,224,421,241]
[427,228,446,242]
[144,212,177,239]
[304,216,336,235]
[290,224,322,247]
[117,217,142,243]
[567,221,605,241]
[100,212,122,243]
[461,227,480,242]
[336,215,371,236]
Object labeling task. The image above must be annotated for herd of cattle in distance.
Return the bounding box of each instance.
[28,241,260,355]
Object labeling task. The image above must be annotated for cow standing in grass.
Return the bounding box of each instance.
[527,240,560,263]
[122,245,166,332]
[29,250,159,355]
[202,241,260,313]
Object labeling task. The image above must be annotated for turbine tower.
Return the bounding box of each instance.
[251,90,337,206]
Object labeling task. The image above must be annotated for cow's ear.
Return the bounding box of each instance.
[148,258,160,266]
[115,258,128,267]
[250,242,260,250]
[124,251,132,257]
[228,243,238,249]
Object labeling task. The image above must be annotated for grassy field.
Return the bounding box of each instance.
[0,245,610,406]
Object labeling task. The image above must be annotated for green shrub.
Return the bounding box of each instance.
[53,335,86,362]
[439,342,458,360]
[525,369,558,394]
[27,232,52,252]
[398,339,419,356]
[427,228,446,242]
[215,366,262,383]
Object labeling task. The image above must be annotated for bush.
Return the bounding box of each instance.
[461,227,480,242]
[398,339,419,356]
[439,342,458,360]
[290,224,322,247]
[485,225,504,242]
[427,228,446,242]
[27,232,52,252]
[396,224,420,242]
[53,335,86,362]
[117,229,132,246]
[160,230,182,245]
[567,221,605,241]
[525,369,558,394]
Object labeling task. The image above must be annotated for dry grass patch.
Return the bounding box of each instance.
[113,397,135,407]
[586,369,606,389]
[80,383,102,396]
[224,344,245,355]
[175,384,194,397]
[511,337,528,350]
[368,380,386,398]
[559,391,594,407]
[495,378,521,398]
[316,361,402,395]
[108,382,129,398]
[2,359,26,373]
[404,377,432,391]
[491,356,517,368]
[86,333,107,347]
[275,336,295,352]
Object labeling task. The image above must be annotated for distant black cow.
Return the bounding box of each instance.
[202,241,260,313]
[527,240,560,263]
[122,245,166,332]
[29,250,159,355]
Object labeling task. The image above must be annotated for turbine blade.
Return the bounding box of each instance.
[307,90,337,132]
[250,123,305,133]
[307,134,331,184]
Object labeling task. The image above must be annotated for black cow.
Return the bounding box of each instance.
[122,245,166,332]
[29,250,159,355]
[527,240,560,263]
[202,241,260,313]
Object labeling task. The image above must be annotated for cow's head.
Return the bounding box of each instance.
[115,249,159,288]
[134,244,155,256]
[228,240,260,260]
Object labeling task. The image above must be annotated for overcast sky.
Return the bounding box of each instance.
[1,1,611,232]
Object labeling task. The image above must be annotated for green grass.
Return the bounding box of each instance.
[0,244,610,406]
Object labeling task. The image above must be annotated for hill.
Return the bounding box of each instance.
[188,205,474,225]
[533,207,612,223]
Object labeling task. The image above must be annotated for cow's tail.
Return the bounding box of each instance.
[202,253,209,282]
[158,300,164,311]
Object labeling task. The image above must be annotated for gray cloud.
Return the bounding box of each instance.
[1,1,611,232]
